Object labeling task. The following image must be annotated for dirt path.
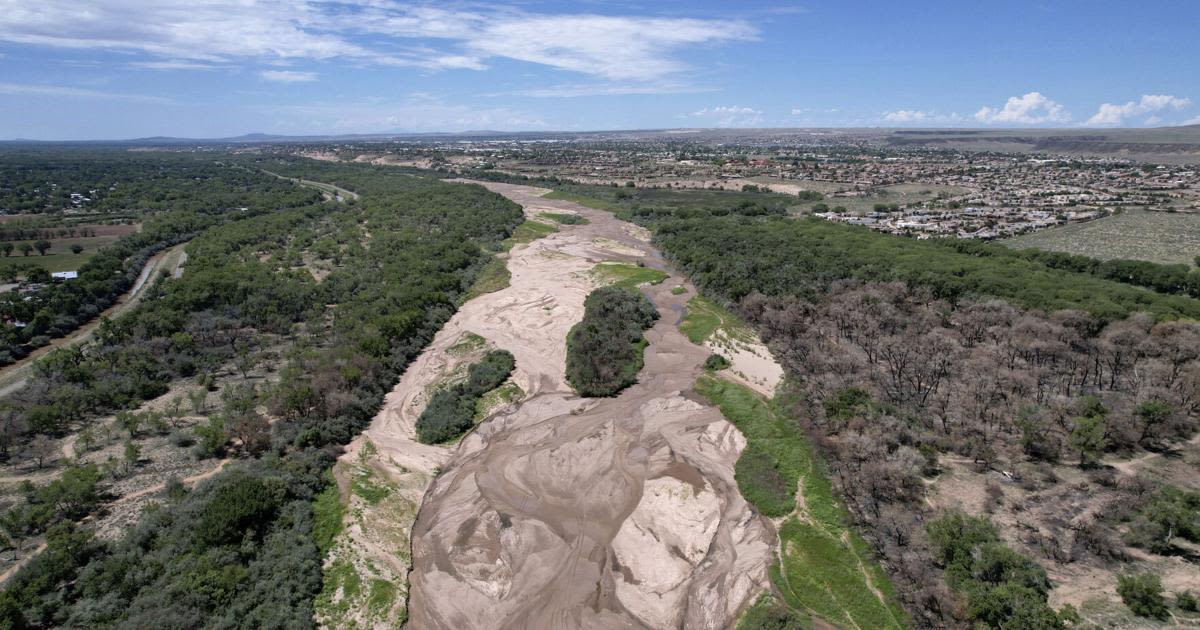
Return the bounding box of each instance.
[260,170,360,202]
[382,182,774,629]
[0,241,188,397]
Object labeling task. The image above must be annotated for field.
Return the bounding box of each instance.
[0,223,137,272]
[589,261,667,289]
[695,375,906,629]
[1004,209,1200,266]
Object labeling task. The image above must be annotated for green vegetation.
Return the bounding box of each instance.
[926,512,1065,628]
[462,255,511,301]
[737,594,809,629]
[1116,573,1169,620]
[670,285,687,295]
[501,219,556,249]
[0,156,525,628]
[703,353,730,371]
[698,375,904,629]
[653,214,1200,321]
[1005,209,1200,267]
[415,349,516,443]
[565,286,658,397]
[590,261,668,290]
[539,211,588,225]
[311,481,345,555]
[679,295,753,345]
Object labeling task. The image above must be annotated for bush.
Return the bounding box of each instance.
[415,350,515,444]
[1117,573,1168,620]
[704,353,731,371]
[565,286,658,397]
[1177,590,1198,612]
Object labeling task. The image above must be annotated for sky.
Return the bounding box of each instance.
[0,0,1198,139]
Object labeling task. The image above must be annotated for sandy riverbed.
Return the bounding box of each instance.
[330,181,776,629]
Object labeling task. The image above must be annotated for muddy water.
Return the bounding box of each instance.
[406,183,773,629]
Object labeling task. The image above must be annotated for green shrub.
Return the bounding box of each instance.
[415,350,516,443]
[1177,590,1198,612]
[565,286,658,397]
[1117,573,1168,620]
[704,353,731,371]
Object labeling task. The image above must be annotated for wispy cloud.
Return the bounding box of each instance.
[1085,94,1191,126]
[689,105,763,128]
[260,70,318,83]
[975,92,1070,125]
[880,109,963,125]
[0,2,755,85]
[130,60,222,71]
[0,82,172,103]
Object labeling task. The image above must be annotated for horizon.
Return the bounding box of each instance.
[2,0,1199,140]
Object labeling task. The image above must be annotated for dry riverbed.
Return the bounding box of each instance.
[322,182,780,629]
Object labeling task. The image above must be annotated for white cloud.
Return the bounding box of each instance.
[0,81,171,103]
[0,2,754,83]
[689,105,762,128]
[791,107,839,115]
[260,70,318,83]
[130,60,222,71]
[1085,94,1192,126]
[882,109,928,123]
[974,92,1070,125]
[1180,115,1200,126]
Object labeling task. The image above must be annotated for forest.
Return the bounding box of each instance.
[609,188,1200,628]
[0,150,321,366]
[0,155,523,627]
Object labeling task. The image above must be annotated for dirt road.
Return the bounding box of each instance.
[384,182,773,629]
[0,241,188,397]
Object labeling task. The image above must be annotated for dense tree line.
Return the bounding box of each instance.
[415,350,515,443]
[950,240,1200,299]
[652,215,1200,321]
[565,286,659,397]
[0,156,523,627]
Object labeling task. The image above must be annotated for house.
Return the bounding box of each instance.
[51,271,78,280]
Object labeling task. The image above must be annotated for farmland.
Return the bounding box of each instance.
[1004,209,1200,266]
[0,224,137,273]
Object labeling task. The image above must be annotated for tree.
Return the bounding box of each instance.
[229,411,269,455]
[19,242,32,257]
[123,439,140,474]
[1117,573,1168,620]
[28,434,56,469]
[70,244,83,255]
[1069,415,1106,468]
[1135,399,1172,445]
[0,242,11,257]
[34,240,51,256]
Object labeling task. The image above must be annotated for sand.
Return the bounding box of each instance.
[330,181,776,629]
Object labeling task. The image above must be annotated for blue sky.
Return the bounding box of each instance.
[1,0,1198,139]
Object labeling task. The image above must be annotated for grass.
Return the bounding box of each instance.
[678,295,754,345]
[501,219,557,250]
[696,374,906,630]
[590,261,668,289]
[463,256,511,302]
[0,233,123,273]
[539,211,589,225]
[447,332,487,356]
[1004,209,1200,267]
[312,480,345,555]
[475,380,524,421]
[671,285,687,295]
